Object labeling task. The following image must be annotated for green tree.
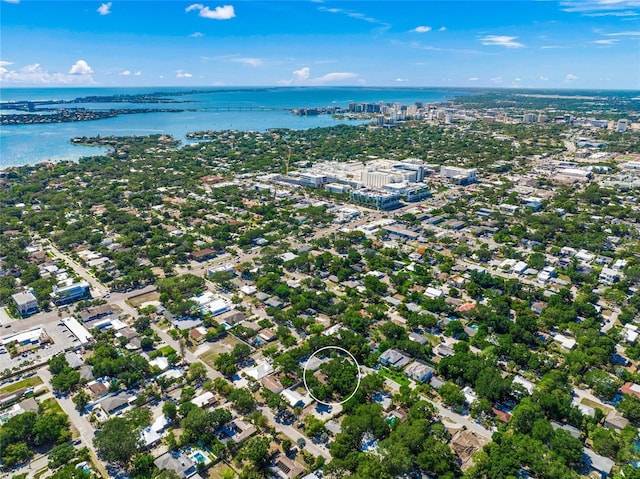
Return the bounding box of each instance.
[48,443,76,469]
[237,436,271,469]
[162,401,178,422]
[229,388,256,415]
[188,361,207,383]
[93,417,141,467]
[439,383,465,408]
[73,390,91,413]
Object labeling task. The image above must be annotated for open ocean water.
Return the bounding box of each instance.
[0,87,457,168]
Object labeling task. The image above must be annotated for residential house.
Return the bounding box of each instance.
[218,419,257,444]
[404,360,435,382]
[599,267,620,285]
[153,451,198,479]
[271,453,305,479]
[620,382,640,400]
[604,410,629,432]
[379,348,411,369]
[583,448,614,478]
[99,392,132,416]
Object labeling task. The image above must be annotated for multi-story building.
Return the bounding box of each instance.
[439,165,477,185]
[350,188,401,210]
[11,291,39,317]
[618,119,629,133]
[52,281,91,306]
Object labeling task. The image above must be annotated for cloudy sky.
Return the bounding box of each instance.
[1,0,639,88]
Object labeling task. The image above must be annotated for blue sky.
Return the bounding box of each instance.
[1,0,639,89]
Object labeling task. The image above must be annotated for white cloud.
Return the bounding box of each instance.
[585,10,638,16]
[604,30,640,35]
[2,0,20,3]
[186,4,235,20]
[468,76,479,81]
[539,76,549,81]
[395,78,409,82]
[564,73,578,82]
[229,57,264,67]
[541,45,568,49]
[0,62,95,84]
[411,26,432,33]
[592,38,619,44]
[176,70,193,78]
[134,71,142,76]
[481,35,524,48]
[293,67,310,81]
[120,70,131,76]
[68,60,94,75]
[439,26,447,31]
[97,2,112,15]
[190,32,204,37]
[312,72,357,82]
[561,0,640,13]
[317,6,390,28]
[490,76,503,83]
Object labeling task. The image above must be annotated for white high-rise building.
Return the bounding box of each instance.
[618,119,629,133]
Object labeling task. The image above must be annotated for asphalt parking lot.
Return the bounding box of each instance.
[0,322,81,372]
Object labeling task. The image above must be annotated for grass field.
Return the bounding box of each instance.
[40,397,64,415]
[198,336,242,363]
[0,376,42,394]
[158,345,176,356]
[379,368,410,387]
[580,397,611,414]
[199,350,218,369]
[207,462,236,479]
[127,291,160,308]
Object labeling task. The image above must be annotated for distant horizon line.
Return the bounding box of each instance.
[1,85,639,92]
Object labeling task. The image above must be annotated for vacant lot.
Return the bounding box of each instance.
[207,462,237,479]
[127,291,161,308]
[198,336,243,368]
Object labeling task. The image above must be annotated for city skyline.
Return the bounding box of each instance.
[1,0,639,89]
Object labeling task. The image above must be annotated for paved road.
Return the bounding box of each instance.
[360,366,493,440]
[46,242,108,297]
[430,400,494,440]
[0,451,49,479]
[37,367,108,478]
[259,406,331,461]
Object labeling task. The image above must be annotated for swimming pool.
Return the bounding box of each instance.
[193,452,206,463]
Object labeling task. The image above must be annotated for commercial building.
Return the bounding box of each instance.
[350,188,401,210]
[1,327,47,351]
[11,291,39,317]
[62,317,94,346]
[556,168,592,182]
[52,281,90,306]
[439,166,477,185]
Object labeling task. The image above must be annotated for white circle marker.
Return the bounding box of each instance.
[302,346,362,406]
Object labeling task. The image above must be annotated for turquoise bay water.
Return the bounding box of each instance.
[1,87,456,168]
